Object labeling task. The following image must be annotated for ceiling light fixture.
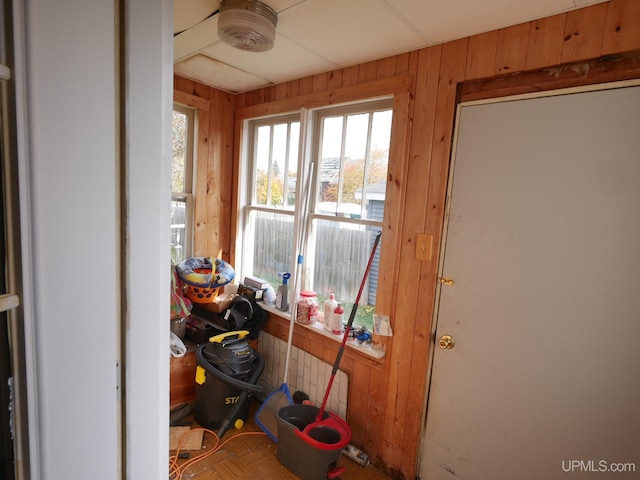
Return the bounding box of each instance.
[217,0,278,52]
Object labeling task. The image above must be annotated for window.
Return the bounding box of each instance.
[239,99,392,330]
[171,104,195,263]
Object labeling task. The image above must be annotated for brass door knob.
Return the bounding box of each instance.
[438,334,455,349]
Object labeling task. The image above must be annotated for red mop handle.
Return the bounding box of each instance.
[317,231,382,421]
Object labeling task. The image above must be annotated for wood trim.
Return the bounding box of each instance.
[235,74,413,120]
[173,89,209,111]
[262,313,386,371]
[459,49,640,103]
[0,294,20,312]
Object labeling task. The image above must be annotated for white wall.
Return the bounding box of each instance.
[20,0,171,478]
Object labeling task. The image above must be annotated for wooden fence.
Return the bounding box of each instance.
[252,216,380,308]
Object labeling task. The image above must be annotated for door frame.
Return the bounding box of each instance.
[417,63,640,476]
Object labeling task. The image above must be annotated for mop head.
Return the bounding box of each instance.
[254,383,293,442]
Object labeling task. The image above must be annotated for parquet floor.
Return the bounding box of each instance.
[169,399,393,480]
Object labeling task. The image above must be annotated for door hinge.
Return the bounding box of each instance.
[437,277,455,286]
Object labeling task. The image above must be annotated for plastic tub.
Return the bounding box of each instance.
[277,405,351,480]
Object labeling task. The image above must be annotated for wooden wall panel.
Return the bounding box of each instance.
[494,22,531,75]
[466,31,498,79]
[342,64,361,87]
[182,2,640,478]
[526,14,567,70]
[602,0,640,54]
[193,106,210,256]
[173,76,236,260]
[560,2,608,62]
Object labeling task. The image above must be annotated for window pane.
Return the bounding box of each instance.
[311,220,381,331]
[171,198,187,264]
[286,122,299,207]
[364,110,391,222]
[172,111,187,193]
[247,209,294,285]
[254,121,299,209]
[317,109,391,221]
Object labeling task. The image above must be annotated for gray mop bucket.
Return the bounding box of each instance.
[277,404,351,480]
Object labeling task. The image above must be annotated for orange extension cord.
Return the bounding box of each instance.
[169,427,268,480]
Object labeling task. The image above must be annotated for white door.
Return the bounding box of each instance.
[421,83,640,480]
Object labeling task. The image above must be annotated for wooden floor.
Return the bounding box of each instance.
[169,399,393,480]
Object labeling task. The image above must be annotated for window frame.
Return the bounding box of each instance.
[171,103,195,263]
[233,75,413,355]
[239,99,392,317]
[305,100,391,295]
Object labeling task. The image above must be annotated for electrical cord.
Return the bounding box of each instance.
[169,427,268,480]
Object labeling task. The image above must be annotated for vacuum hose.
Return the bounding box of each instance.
[195,344,265,395]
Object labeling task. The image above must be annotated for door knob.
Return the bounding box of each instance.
[438,334,455,349]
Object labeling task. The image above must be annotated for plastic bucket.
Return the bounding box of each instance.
[276,405,351,480]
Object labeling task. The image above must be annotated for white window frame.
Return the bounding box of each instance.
[171,103,195,263]
[238,98,393,317]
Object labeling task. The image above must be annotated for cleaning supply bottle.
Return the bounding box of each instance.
[323,293,337,331]
[276,272,290,311]
[332,302,344,334]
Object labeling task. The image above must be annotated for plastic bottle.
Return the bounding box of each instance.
[323,293,337,331]
[276,272,290,311]
[332,302,344,334]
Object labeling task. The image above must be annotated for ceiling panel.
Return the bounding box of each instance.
[173,54,271,93]
[173,0,613,93]
[174,0,219,34]
[388,0,580,43]
[277,0,429,67]
[201,34,340,84]
[174,15,221,62]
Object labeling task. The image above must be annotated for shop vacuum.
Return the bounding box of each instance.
[194,330,264,438]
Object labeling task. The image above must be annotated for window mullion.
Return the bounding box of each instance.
[266,126,274,206]
[361,112,374,219]
[337,114,348,210]
[283,123,291,208]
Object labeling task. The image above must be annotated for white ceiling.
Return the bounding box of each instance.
[174,0,607,94]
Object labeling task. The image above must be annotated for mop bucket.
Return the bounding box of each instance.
[277,404,351,480]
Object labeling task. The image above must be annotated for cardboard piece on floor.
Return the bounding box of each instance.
[169,426,204,450]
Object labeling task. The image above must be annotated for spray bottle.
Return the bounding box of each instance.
[276,272,290,311]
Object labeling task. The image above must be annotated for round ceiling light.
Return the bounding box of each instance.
[217,0,278,52]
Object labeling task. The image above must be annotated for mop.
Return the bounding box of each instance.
[314,231,381,423]
[254,160,315,442]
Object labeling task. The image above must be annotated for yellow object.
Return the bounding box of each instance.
[234,418,244,429]
[209,330,250,344]
[195,365,206,385]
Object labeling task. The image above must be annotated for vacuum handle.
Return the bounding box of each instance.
[208,330,250,344]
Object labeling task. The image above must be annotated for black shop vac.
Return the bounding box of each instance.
[194,330,264,437]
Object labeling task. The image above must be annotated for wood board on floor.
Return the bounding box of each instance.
[170,426,204,450]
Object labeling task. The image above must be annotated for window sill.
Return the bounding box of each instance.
[260,302,386,360]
